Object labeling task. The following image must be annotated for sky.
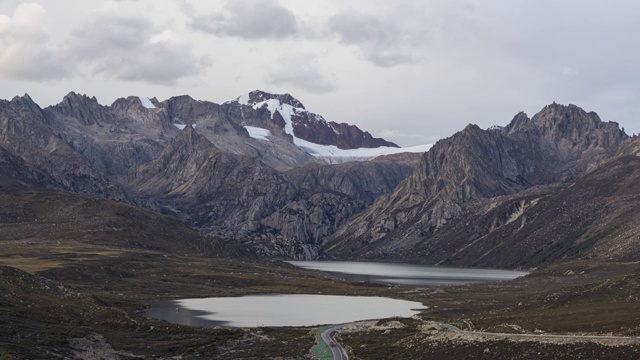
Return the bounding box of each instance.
[0,0,639,146]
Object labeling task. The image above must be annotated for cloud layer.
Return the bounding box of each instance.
[70,7,207,85]
[328,10,429,67]
[1,1,639,144]
[0,2,208,85]
[188,0,298,40]
[267,53,336,93]
[0,3,71,81]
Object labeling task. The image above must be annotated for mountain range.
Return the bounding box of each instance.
[0,91,636,268]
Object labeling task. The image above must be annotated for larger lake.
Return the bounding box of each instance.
[147,294,424,328]
[287,261,528,287]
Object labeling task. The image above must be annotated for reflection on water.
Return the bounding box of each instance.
[287,261,527,287]
[148,294,424,328]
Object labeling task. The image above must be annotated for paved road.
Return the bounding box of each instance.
[321,326,349,360]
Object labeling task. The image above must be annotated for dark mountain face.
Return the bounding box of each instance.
[122,125,416,259]
[326,104,631,266]
[1,89,635,269]
[124,125,298,236]
[44,93,169,176]
[0,145,55,191]
[0,95,129,201]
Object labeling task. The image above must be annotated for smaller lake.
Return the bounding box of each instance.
[148,294,424,328]
[288,261,528,287]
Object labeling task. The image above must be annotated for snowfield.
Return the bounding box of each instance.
[238,95,433,162]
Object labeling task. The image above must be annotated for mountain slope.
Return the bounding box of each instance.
[44,92,171,176]
[123,125,299,236]
[0,94,128,201]
[326,104,630,266]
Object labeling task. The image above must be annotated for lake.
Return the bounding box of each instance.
[147,294,424,328]
[147,261,526,328]
[287,260,528,287]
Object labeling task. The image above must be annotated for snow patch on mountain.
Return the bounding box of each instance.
[244,126,272,141]
[139,96,156,109]
[296,139,432,163]
[242,97,433,161]
[174,124,197,130]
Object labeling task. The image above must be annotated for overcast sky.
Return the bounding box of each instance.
[1,0,639,146]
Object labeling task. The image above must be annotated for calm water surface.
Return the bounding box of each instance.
[287,261,528,287]
[148,261,526,328]
[148,294,424,328]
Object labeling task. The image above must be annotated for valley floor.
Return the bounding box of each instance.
[1,232,639,359]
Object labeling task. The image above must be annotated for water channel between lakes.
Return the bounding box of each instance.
[147,261,527,328]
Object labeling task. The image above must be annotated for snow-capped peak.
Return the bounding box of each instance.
[233,90,305,110]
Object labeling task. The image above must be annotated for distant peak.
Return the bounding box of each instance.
[462,124,482,133]
[236,90,305,110]
[534,102,593,122]
[503,111,531,134]
[10,93,40,109]
[12,93,34,103]
[62,92,99,104]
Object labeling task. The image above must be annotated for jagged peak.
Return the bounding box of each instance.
[503,111,531,134]
[462,123,483,133]
[165,94,197,103]
[236,90,305,110]
[9,93,41,110]
[11,93,34,103]
[62,91,99,104]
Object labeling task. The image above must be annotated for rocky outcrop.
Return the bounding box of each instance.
[287,160,416,203]
[47,92,115,126]
[326,103,630,263]
[160,95,245,135]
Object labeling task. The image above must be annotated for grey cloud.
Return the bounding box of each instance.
[188,0,297,40]
[328,10,429,67]
[70,13,154,57]
[69,9,208,85]
[267,54,336,94]
[0,3,72,81]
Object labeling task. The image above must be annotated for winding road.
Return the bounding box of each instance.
[321,326,349,360]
